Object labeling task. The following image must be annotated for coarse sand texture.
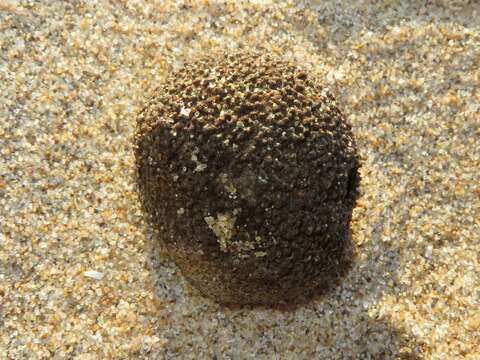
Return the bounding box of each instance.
[134,50,360,305]
[1,1,479,358]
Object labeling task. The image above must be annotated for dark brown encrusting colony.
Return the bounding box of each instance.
[134,50,360,305]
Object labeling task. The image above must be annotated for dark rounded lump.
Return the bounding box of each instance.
[134,50,360,305]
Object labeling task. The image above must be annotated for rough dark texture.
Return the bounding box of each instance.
[134,50,360,305]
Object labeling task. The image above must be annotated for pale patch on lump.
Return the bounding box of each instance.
[2,0,479,358]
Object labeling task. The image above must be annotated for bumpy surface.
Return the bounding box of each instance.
[134,51,359,305]
[2,1,479,358]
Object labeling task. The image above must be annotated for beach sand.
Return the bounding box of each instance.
[1,0,479,358]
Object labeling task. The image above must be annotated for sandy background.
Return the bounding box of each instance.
[1,0,479,359]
